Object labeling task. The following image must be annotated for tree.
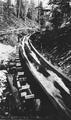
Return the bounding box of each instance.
[60,0,71,20]
[49,0,71,29]
[16,0,22,18]
[27,0,35,20]
[21,0,29,21]
[38,1,44,26]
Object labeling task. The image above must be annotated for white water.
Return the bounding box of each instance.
[0,43,16,64]
[0,43,16,101]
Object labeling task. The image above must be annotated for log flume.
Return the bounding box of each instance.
[19,35,71,120]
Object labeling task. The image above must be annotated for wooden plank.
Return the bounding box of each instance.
[17,71,24,76]
[16,63,21,67]
[25,94,34,99]
[19,38,71,119]
[19,84,30,91]
[29,40,71,83]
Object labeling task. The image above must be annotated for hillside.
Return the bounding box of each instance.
[0,12,39,35]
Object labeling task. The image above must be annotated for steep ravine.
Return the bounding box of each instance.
[31,32,71,79]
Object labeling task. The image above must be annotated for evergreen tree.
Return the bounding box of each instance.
[38,1,44,26]
[22,0,29,21]
[49,0,71,29]
[16,0,22,18]
[27,0,35,20]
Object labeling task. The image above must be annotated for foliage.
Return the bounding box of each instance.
[49,0,71,29]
